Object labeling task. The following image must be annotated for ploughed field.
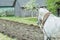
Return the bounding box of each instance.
[0,19,43,40]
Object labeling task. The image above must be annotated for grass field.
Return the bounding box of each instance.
[0,17,37,25]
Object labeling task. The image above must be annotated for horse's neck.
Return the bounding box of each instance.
[41,13,47,20]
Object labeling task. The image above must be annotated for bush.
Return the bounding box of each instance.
[46,0,60,15]
[0,11,6,17]
[0,7,14,17]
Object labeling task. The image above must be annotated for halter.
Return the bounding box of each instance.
[39,12,51,39]
[40,12,51,29]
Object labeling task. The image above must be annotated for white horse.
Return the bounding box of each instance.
[37,8,60,40]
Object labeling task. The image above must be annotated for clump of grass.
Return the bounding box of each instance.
[0,33,17,40]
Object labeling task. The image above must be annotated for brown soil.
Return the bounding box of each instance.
[0,19,43,40]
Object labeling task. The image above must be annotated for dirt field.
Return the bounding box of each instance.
[0,19,44,40]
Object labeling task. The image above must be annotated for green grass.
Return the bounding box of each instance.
[0,17,37,25]
[0,33,17,40]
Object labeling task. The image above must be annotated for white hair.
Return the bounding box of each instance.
[37,8,56,40]
[37,8,50,25]
[38,8,49,20]
[37,8,60,40]
[39,8,49,14]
